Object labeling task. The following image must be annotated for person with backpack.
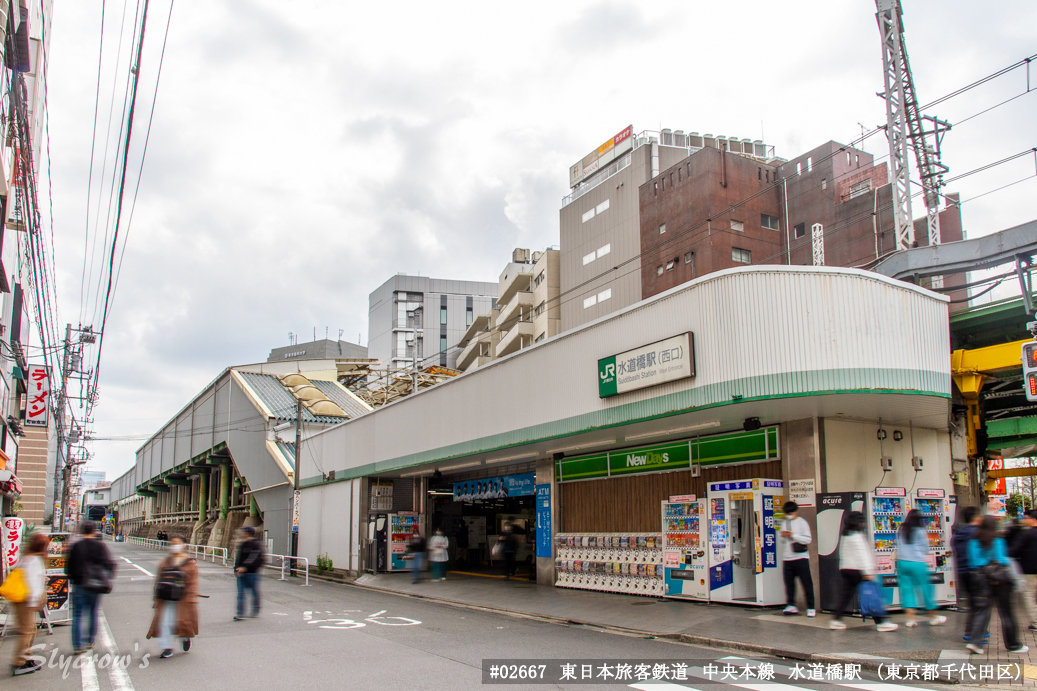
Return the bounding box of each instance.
[5,532,49,676]
[895,509,947,628]
[234,526,264,620]
[966,515,1027,654]
[829,511,898,632]
[147,537,199,658]
[65,521,116,655]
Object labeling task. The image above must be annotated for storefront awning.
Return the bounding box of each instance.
[0,468,22,496]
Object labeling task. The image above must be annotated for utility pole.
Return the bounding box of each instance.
[291,397,301,567]
[52,324,71,530]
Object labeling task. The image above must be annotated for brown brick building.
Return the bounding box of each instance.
[640,140,964,300]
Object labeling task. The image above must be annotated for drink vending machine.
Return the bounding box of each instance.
[661,495,709,600]
[913,489,956,605]
[868,487,908,606]
[706,479,785,606]
[389,512,425,572]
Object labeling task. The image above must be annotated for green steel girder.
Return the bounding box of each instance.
[136,489,157,498]
[163,477,192,486]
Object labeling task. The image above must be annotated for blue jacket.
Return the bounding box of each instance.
[952,524,977,573]
[967,538,1009,568]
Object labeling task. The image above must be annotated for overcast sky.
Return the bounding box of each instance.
[43,0,1036,481]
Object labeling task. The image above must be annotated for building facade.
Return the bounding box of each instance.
[560,126,774,332]
[268,338,367,362]
[456,248,561,372]
[368,274,497,371]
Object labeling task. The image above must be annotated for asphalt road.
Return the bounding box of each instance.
[1,542,952,690]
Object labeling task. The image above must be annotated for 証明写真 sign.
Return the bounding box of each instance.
[598,333,694,398]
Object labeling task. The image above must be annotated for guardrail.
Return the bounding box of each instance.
[265,554,310,587]
[124,536,228,565]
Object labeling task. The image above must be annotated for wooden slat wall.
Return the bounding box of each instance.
[558,460,783,533]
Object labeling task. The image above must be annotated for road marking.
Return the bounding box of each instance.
[81,652,100,691]
[131,563,154,577]
[120,556,133,564]
[99,609,136,691]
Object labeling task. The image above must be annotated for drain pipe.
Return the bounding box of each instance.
[782,176,791,264]
[872,186,880,259]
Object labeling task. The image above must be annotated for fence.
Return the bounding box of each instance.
[123,536,228,565]
[265,554,310,587]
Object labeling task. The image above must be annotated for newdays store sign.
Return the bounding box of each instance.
[598,333,694,398]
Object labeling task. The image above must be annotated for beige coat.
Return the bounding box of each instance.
[146,555,199,640]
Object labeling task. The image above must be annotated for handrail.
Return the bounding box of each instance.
[123,536,228,565]
[265,553,310,586]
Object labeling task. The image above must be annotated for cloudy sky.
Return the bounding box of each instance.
[42,0,1036,480]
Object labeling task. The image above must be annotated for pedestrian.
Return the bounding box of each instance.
[952,506,983,640]
[499,524,518,579]
[406,527,426,584]
[233,526,264,621]
[830,511,898,632]
[966,515,1028,654]
[65,520,116,654]
[454,521,469,568]
[147,537,199,658]
[428,528,449,582]
[1009,509,1037,631]
[7,532,48,676]
[896,509,947,627]
[780,501,815,617]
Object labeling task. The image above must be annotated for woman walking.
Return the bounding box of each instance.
[896,509,947,627]
[8,533,48,676]
[147,537,199,659]
[428,528,449,582]
[965,515,1028,655]
[830,511,898,632]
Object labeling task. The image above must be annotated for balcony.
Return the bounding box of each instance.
[499,267,534,307]
[457,332,494,371]
[496,291,533,331]
[458,313,491,349]
[495,320,534,359]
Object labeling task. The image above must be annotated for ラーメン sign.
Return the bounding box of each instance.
[598,333,694,398]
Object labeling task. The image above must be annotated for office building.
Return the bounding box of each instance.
[268,338,367,362]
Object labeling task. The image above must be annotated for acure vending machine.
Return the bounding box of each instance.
[707,479,784,606]
[661,495,709,600]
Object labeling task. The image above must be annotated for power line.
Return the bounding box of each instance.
[80,0,107,324]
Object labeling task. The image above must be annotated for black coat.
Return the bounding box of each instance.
[66,537,116,586]
[1010,527,1037,574]
[235,538,265,573]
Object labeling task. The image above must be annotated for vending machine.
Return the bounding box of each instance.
[388,512,425,572]
[661,495,709,600]
[867,487,908,606]
[913,489,956,605]
[817,492,867,612]
[706,479,785,606]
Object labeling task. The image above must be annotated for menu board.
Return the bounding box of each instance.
[46,533,71,618]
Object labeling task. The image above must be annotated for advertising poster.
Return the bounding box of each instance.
[46,533,71,620]
[453,473,534,502]
[535,485,551,558]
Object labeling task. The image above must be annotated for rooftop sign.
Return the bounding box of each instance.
[598,333,694,398]
[569,125,634,188]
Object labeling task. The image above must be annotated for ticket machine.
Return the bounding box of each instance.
[706,479,785,606]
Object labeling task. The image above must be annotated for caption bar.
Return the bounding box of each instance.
[481,659,1023,685]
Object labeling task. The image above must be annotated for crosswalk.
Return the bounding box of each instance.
[628,657,932,691]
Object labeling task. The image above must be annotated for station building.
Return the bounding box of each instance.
[296,265,956,598]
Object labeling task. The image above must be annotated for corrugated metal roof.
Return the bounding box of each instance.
[237,372,353,424]
[311,380,370,419]
[276,440,296,470]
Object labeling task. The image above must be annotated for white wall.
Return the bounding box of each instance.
[298,478,362,572]
[824,419,952,495]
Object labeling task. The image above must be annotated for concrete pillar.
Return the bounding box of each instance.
[781,418,825,609]
[219,463,231,520]
[198,472,209,522]
[535,456,556,587]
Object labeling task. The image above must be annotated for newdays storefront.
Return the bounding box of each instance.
[297,265,955,607]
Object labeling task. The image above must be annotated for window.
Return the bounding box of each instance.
[534,270,546,287]
[821,178,827,190]
[440,336,447,353]
[758,167,761,181]
[534,301,546,317]
[761,214,780,231]
[794,223,806,239]
[846,180,872,200]
[670,172,674,187]
[807,157,812,173]
[796,162,801,176]
[583,251,596,266]
[731,220,744,232]
[732,248,752,264]
[583,295,597,309]
[659,223,666,235]
[466,307,473,327]
[582,208,595,223]
[684,251,693,263]
[596,199,610,214]
[678,168,682,182]
[665,260,675,271]
[440,307,447,325]
[656,265,664,276]
[597,288,612,303]
[534,333,545,343]
[596,243,611,259]
[654,182,658,195]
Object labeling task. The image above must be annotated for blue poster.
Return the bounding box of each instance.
[453,472,535,502]
[762,495,777,570]
[535,484,551,558]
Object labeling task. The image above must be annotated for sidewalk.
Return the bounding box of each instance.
[351,571,1037,683]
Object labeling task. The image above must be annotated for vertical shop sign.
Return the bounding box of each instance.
[25,365,50,427]
[535,485,551,558]
[762,495,777,570]
[3,516,24,576]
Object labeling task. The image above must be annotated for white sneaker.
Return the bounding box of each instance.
[807,609,816,618]
[830,620,846,630]
[783,606,799,615]
[1009,645,1030,654]
[929,615,947,626]
[877,622,899,632]
[965,643,984,655]
[905,620,918,627]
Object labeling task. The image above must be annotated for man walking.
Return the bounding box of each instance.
[780,501,815,617]
[234,526,264,621]
[65,521,116,654]
[1010,509,1037,631]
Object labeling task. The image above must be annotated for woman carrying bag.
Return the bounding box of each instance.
[895,510,947,627]
[146,537,199,659]
[3,532,49,676]
[829,511,897,632]
[965,515,1028,655]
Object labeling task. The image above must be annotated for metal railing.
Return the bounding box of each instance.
[264,554,310,586]
[123,536,228,565]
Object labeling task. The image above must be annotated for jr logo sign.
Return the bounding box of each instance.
[598,356,618,397]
